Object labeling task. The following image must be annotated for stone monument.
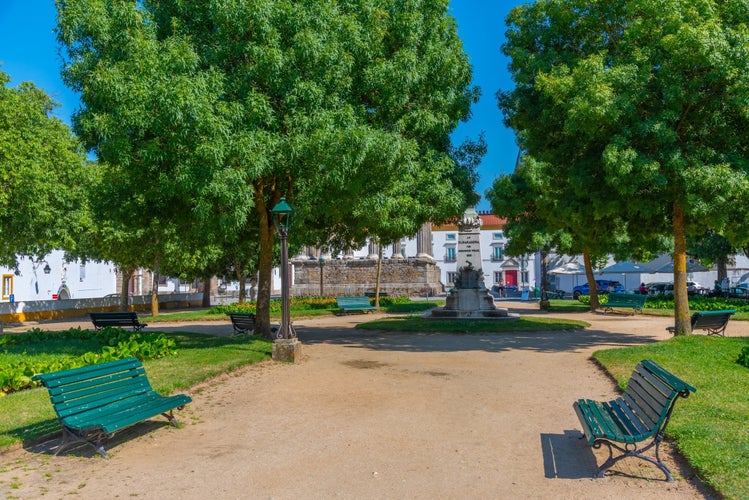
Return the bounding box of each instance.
[428,207,513,319]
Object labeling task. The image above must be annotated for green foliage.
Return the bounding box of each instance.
[56,0,479,333]
[0,327,177,395]
[737,347,749,368]
[210,295,418,315]
[0,70,92,268]
[593,336,749,498]
[643,295,749,312]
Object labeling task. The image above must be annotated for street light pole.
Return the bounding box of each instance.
[271,198,296,342]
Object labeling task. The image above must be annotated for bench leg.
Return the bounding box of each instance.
[161,409,182,427]
[593,434,674,482]
[55,425,109,459]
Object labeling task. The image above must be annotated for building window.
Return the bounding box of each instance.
[494,271,503,284]
[493,232,503,239]
[521,271,529,286]
[492,246,503,261]
[447,272,457,285]
[446,233,456,240]
[2,274,12,301]
[445,247,456,262]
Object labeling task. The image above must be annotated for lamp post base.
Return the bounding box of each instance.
[272,338,302,363]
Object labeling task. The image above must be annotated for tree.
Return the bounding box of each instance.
[60,0,477,335]
[499,1,749,332]
[57,0,236,315]
[0,70,91,269]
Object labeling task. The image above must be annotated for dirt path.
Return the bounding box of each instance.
[0,303,726,499]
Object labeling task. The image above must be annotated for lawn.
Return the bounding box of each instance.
[593,335,749,499]
[357,315,589,333]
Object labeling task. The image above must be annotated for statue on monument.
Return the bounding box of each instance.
[454,261,484,289]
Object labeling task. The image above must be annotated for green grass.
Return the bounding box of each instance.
[547,299,589,312]
[0,331,271,450]
[593,335,749,499]
[357,315,589,333]
[145,299,445,323]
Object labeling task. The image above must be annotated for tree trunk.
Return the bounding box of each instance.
[238,273,247,303]
[539,248,550,310]
[672,203,691,335]
[120,268,133,311]
[583,249,599,310]
[255,185,278,338]
[717,255,728,282]
[375,242,383,310]
[202,277,211,308]
[150,255,160,317]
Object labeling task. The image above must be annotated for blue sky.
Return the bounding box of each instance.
[0,0,524,210]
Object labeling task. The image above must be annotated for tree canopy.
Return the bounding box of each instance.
[57,0,478,333]
[0,69,91,269]
[496,0,749,331]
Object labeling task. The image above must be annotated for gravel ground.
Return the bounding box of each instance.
[0,302,727,499]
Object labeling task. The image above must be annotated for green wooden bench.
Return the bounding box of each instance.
[666,309,736,336]
[573,359,696,481]
[90,311,147,331]
[227,312,256,334]
[336,296,376,314]
[32,358,192,458]
[600,293,647,314]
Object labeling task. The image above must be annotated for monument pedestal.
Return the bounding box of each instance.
[430,287,511,318]
[272,338,302,363]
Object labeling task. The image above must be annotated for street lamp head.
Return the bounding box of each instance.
[43,263,52,274]
[271,197,295,235]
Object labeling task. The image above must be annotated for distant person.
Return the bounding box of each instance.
[639,283,648,295]
[722,276,730,296]
[498,279,505,298]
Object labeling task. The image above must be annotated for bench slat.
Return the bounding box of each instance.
[573,360,696,480]
[227,313,256,334]
[33,358,191,457]
[608,399,650,439]
[65,393,192,433]
[89,312,147,331]
[336,296,376,313]
[53,381,153,419]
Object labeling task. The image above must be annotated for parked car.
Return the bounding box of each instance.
[686,281,708,295]
[647,282,674,296]
[572,280,624,299]
[727,287,749,299]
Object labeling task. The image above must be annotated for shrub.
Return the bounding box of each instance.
[738,346,749,368]
[0,327,177,395]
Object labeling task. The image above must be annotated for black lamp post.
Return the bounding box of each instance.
[271,197,295,340]
[318,256,325,296]
[43,263,51,274]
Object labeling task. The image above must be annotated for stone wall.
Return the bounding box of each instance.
[292,258,443,297]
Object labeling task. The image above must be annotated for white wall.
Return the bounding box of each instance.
[1,250,118,303]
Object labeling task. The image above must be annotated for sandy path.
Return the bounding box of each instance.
[0,303,725,499]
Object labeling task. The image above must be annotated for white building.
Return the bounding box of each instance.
[0,250,118,303]
[432,212,535,291]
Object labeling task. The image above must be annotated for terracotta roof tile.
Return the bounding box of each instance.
[433,213,506,231]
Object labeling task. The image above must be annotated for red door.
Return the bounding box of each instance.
[505,270,518,287]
